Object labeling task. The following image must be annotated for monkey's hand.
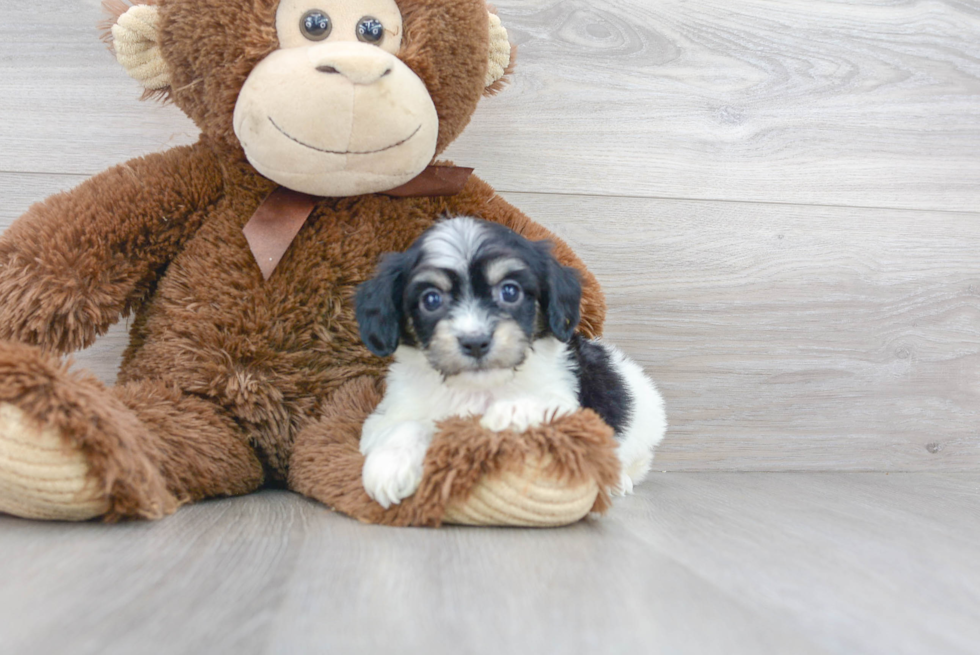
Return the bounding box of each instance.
[0,144,223,354]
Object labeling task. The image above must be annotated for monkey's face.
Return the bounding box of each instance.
[110,0,509,195]
[232,0,439,196]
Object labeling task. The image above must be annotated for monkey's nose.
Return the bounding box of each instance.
[458,334,492,359]
[309,45,393,85]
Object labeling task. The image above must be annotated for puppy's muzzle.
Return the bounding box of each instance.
[458,333,492,359]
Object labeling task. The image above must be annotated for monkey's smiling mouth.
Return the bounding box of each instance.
[268,117,421,155]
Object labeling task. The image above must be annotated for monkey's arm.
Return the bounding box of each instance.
[0,143,224,354]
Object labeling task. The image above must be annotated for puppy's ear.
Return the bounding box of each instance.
[543,253,582,342]
[356,252,410,357]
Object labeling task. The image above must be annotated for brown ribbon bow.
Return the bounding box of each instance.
[243,165,473,280]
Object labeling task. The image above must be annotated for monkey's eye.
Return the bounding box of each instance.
[356,16,385,44]
[300,10,332,41]
[498,282,523,305]
[420,289,443,312]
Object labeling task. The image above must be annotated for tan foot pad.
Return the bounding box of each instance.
[0,403,109,521]
[444,456,599,527]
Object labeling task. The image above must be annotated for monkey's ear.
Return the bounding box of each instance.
[484,10,516,96]
[102,2,172,98]
[355,253,410,358]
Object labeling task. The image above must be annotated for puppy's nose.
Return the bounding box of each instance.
[458,334,492,359]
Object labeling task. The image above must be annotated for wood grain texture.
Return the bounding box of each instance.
[0,474,976,655]
[501,192,980,471]
[446,0,980,211]
[0,0,198,176]
[3,1,980,210]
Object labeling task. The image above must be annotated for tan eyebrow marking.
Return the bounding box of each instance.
[485,257,528,286]
[411,268,452,291]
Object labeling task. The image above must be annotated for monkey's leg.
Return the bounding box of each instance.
[0,341,263,521]
[288,376,622,527]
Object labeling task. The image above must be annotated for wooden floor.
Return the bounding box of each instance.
[1,0,979,653]
[0,474,977,655]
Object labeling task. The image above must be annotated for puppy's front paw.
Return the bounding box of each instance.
[481,399,540,432]
[362,422,430,509]
[480,399,572,433]
[611,470,635,497]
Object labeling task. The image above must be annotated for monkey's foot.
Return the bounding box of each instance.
[443,455,599,527]
[0,403,108,521]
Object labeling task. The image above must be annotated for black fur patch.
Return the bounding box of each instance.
[465,221,580,342]
[568,334,633,436]
[355,250,413,357]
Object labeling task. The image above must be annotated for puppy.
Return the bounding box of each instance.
[355,217,667,508]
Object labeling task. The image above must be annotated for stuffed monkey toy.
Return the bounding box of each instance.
[0,0,621,527]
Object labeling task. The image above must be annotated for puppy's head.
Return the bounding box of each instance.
[356,217,582,377]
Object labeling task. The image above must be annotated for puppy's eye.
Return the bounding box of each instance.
[301,10,332,41]
[498,282,523,305]
[356,16,385,44]
[420,290,443,312]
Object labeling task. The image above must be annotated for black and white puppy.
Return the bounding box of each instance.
[355,217,666,508]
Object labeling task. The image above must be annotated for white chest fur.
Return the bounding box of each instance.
[360,337,580,455]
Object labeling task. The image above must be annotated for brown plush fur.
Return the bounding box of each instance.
[0,0,609,523]
[0,341,175,520]
[0,144,224,354]
[289,377,621,527]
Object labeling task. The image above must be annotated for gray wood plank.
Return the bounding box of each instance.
[263,504,828,655]
[0,492,307,655]
[3,0,980,211]
[506,191,980,471]
[617,472,980,655]
[447,0,980,211]
[0,473,976,655]
[0,0,198,175]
